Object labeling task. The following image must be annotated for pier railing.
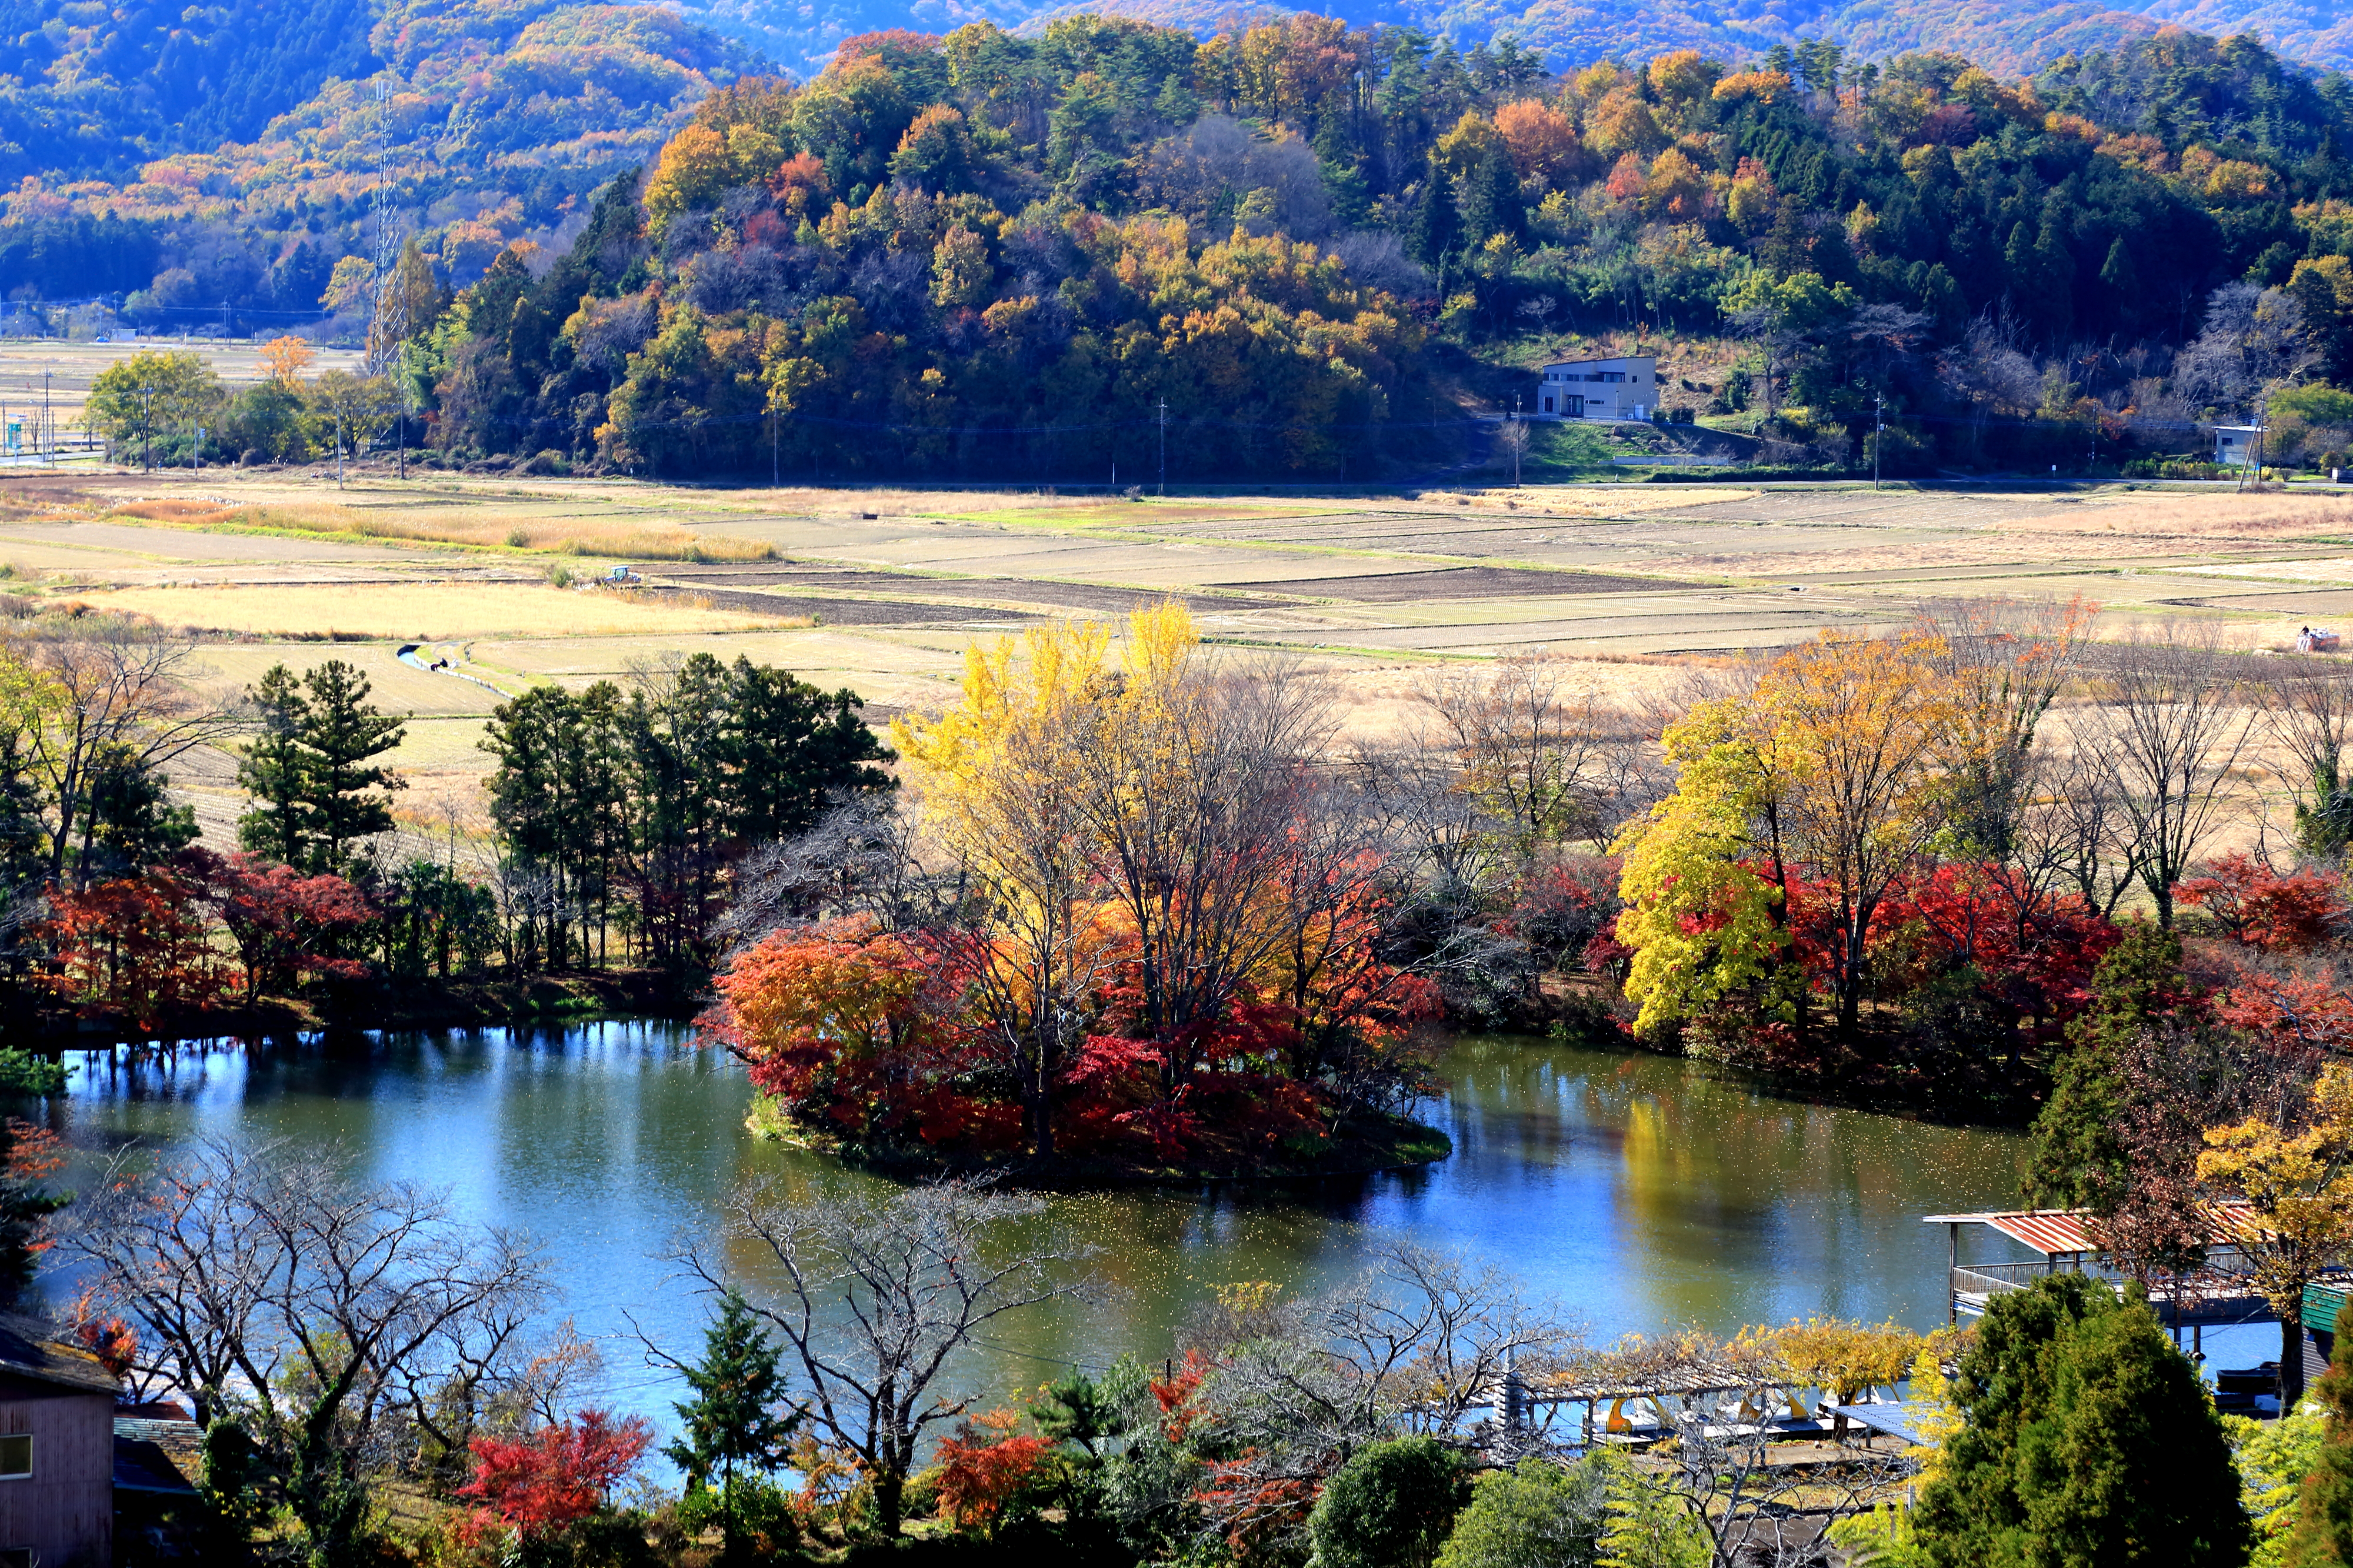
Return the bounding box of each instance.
[1949,1253,2281,1326]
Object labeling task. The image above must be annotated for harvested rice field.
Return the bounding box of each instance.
[71,582,806,638]
[9,466,2353,840]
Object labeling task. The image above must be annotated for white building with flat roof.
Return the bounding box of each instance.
[1538,355,1655,422]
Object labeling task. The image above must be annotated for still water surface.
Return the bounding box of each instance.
[53,1022,2037,1431]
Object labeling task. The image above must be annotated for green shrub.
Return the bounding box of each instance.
[1307,1436,1468,1568]
[2228,1408,2326,1567]
[675,1475,798,1551]
[1594,1446,1709,1568]
[1435,1454,1609,1568]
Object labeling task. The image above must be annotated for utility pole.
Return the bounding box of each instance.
[771,414,779,486]
[1873,391,1882,491]
[139,383,155,473]
[1157,396,1167,497]
[1511,393,1522,488]
[41,369,51,466]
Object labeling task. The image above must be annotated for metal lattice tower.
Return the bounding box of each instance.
[368,79,399,372]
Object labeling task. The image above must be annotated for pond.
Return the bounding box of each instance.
[43,1022,2124,1441]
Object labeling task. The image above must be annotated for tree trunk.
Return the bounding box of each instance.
[874,1464,906,1534]
[1029,1077,1055,1160]
[2283,1317,2307,1407]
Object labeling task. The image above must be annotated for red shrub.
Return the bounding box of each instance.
[2210,960,2353,1059]
[932,1410,1051,1534]
[188,850,374,1000]
[455,1409,650,1544]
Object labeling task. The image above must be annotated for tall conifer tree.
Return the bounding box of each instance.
[236,663,312,865]
[665,1290,798,1560]
[301,660,405,872]
[1409,165,1461,271]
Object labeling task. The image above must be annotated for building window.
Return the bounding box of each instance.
[1542,396,1554,412]
[0,1434,31,1479]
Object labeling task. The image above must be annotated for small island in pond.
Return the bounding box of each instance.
[705,606,1457,1186]
[746,1096,1454,1185]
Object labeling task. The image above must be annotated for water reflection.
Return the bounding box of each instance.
[52,1023,2032,1433]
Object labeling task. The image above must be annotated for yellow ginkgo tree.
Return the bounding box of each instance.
[1612,630,1966,1051]
[2198,1061,2353,1404]
[891,602,1375,1157]
[893,613,1127,1158]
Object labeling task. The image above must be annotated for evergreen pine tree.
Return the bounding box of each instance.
[1409,165,1461,271]
[299,660,405,873]
[236,663,313,866]
[665,1290,798,1560]
[2099,238,2138,323]
[2023,925,2189,1211]
[2287,1302,2353,1568]
[1913,1273,2248,1567]
[718,656,892,845]
[2032,202,2076,345]
[1460,145,1524,247]
[80,746,197,879]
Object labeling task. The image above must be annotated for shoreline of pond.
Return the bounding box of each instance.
[49,1022,2038,1380]
[34,987,2042,1165]
[22,968,706,1051]
[750,1102,1458,1188]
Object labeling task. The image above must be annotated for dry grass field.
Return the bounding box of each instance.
[72,582,806,638]
[5,465,2351,845]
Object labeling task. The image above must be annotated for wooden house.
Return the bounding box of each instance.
[0,1315,121,1568]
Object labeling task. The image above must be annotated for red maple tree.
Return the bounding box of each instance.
[2177,853,2344,953]
[455,1408,651,1544]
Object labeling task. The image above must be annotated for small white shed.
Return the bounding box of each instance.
[2214,425,2260,466]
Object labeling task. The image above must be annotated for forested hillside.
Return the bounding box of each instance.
[22,10,2353,480]
[664,0,2353,82]
[0,0,767,318]
[249,17,2339,483]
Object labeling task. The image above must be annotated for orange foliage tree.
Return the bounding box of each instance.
[41,868,236,1029]
[932,1409,1054,1536]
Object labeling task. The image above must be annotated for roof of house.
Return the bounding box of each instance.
[0,1315,124,1397]
[1543,354,1653,368]
[1923,1204,2257,1257]
[113,1416,202,1494]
